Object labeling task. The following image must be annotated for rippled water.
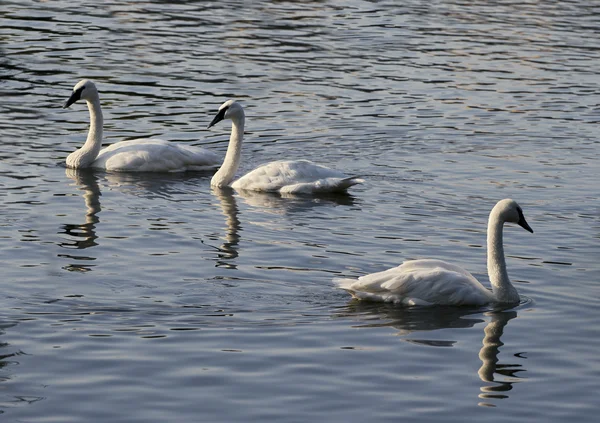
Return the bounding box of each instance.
[1,1,599,422]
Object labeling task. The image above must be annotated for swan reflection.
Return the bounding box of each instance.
[0,320,20,399]
[336,303,525,405]
[338,302,484,334]
[211,187,241,268]
[236,189,358,215]
[206,188,357,268]
[59,169,102,271]
[102,171,212,200]
[477,310,524,406]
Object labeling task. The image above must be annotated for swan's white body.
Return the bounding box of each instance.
[82,138,219,172]
[208,100,364,194]
[335,199,534,306]
[232,159,361,194]
[63,80,220,172]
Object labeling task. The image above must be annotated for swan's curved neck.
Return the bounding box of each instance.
[487,211,519,303]
[211,113,245,187]
[67,97,103,169]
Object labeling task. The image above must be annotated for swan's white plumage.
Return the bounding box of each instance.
[64,80,220,172]
[92,139,219,172]
[208,100,363,194]
[335,199,534,306]
[231,159,363,194]
[335,259,494,306]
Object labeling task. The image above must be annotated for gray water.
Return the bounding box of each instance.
[1,1,599,422]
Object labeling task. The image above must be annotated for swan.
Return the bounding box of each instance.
[334,199,534,306]
[207,100,364,194]
[62,80,221,172]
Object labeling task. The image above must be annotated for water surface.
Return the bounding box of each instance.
[1,1,599,422]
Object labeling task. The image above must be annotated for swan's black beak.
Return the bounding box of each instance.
[517,209,533,233]
[63,88,83,109]
[207,108,226,129]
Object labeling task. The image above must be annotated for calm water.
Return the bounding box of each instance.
[1,0,599,421]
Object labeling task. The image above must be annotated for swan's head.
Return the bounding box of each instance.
[207,100,244,128]
[63,79,99,109]
[494,199,533,233]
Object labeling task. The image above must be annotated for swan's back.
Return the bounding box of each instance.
[231,160,363,193]
[335,259,494,306]
[93,139,220,172]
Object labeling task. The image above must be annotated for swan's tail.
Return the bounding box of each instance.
[333,277,358,297]
[280,176,364,195]
[335,277,416,304]
[336,176,364,189]
[334,277,388,302]
[314,176,364,194]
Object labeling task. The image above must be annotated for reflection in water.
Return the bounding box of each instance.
[237,189,357,215]
[0,321,18,381]
[206,188,358,268]
[477,310,524,406]
[337,304,525,406]
[59,169,102,272]
[102,171,212,200]
[0,321,44,411]
[338,302,484,334]
[211,187,241,268]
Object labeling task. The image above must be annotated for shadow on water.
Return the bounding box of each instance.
[335,303,525,406]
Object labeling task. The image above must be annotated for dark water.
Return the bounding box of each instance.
[1,1,599,422]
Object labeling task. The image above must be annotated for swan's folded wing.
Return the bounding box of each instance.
[171,143,221,171]
[281,176,364,194]
[95,139,220,172]
[335,259,492,306]
[233,160,362,193]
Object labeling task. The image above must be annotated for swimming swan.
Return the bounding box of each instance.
[207,100,364,194]
[335,199,534,306]
[63,80,220,172]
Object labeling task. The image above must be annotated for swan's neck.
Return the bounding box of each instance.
[487,211,519,303]
[67,97,103,169]
[211,115,245,187]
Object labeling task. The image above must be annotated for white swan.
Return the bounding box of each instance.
[207,100,364,194]
[63,80,220,172]
[335,199,534,306]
